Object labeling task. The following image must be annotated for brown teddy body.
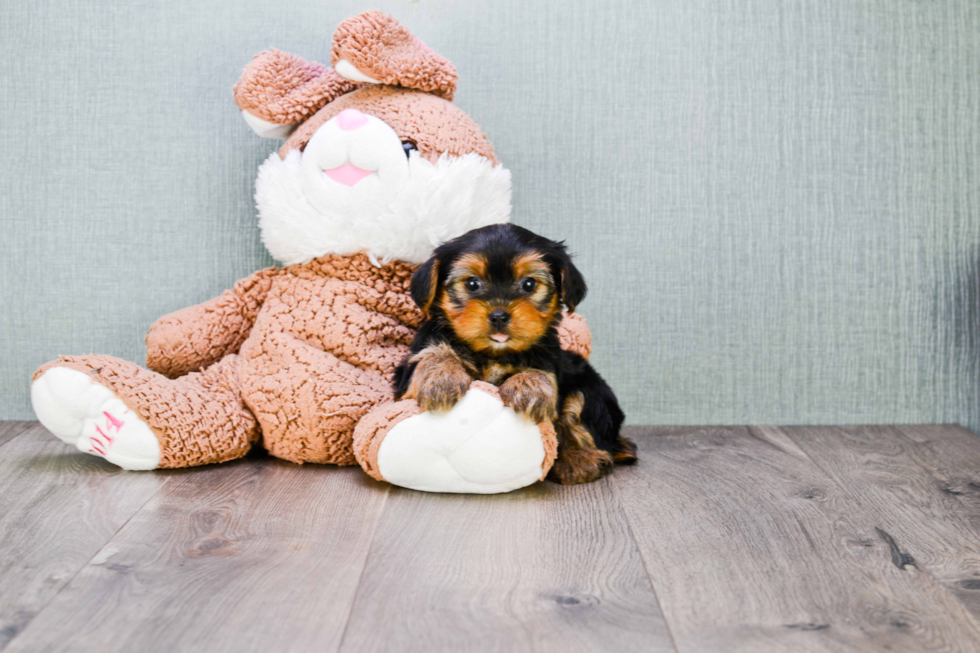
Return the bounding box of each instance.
[35,253,590,468]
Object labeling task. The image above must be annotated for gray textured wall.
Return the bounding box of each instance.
[1,0,979,429]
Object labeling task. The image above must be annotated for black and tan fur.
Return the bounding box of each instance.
[394,224,636,485]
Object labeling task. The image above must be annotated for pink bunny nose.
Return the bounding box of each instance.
[337,108,368,131]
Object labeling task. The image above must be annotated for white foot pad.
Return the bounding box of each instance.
[378,388,546,494]
[31,367,161,470]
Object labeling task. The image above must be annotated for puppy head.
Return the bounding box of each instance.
[411,224,587,355]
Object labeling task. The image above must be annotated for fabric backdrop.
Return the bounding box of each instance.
[2,0,978,431]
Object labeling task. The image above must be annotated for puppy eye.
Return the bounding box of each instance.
[520,277,537,293]
[465,277,482,292]
[401,141,418,158]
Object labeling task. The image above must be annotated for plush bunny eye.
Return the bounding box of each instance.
[520,278,537,293]
[402,141,418,158]
[465,277,482,292]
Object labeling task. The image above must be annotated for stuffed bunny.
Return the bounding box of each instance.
[30,11,592,493]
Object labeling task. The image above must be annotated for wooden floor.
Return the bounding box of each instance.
[3,423,980,652]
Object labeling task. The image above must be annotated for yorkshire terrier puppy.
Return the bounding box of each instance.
[394,224,636,485]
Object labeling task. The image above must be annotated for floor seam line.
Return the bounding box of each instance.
[335,484,391,653]
[609,470,683,653]
[0,422,40,453]
[0,471,173,652]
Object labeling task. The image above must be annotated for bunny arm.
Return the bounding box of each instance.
[146,268,279,379]
[352,314,593,492]
[557,312,593,360]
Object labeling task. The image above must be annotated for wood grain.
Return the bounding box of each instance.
[781,425,980,620]
[613,425,980,653]
[5,454,390,653]
[0,422,33,450]
[0,424,167,650]
[7,422,980,652]
[891,425,980,521]
[338,479,675,653]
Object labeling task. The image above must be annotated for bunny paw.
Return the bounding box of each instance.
[31,367,161,470]
[375,386,549,494]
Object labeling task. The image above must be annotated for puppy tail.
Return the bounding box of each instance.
[611,435,638,465]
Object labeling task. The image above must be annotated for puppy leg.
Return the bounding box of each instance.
[558,350,636,466]
[402,343,472,413]
[578,373,636,465]
[499,370,558,424]
[547,391,613,485]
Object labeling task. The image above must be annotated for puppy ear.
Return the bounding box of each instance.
[557,256,587,313]
[411,256,440,316]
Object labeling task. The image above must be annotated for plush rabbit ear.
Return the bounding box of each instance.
[330,11,458,101]
[234,48,359,137]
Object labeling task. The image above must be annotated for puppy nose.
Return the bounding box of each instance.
[489,309,511,328]
[336,108,368,131]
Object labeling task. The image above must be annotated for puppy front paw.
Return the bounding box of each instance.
[406,343,473,413]
[415,374,471,413]
[548,448,613,485]
[499,370,558,423]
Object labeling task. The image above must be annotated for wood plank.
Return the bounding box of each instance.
[890,425,980,521]
[0,424,167,650]
[5,454,389,653]
[0,422,34,450]
[782,425,980,620]
[613,425,980,653]
[339,478,675,653]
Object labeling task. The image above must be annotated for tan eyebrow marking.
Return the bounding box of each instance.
[447,252,488,282]
[513,252,549,282]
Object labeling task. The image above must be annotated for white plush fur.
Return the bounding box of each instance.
[255,114,512,265]
[334,59,380,83]
[254,112,539,493]
[32,367,161,470]
[241,110,298,139]
[377,388,546,494]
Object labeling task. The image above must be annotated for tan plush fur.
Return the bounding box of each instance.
[233,49,360,125]
[33,252,585,469]
[556,312,593,361]
[34,11,591,480]
[34,354,259,468]
[330,10,458,100]
[146,267,278,379]
[353,398,424,482]
[279,85,497,163]
[35,254,419,468]
[352,381,559,482]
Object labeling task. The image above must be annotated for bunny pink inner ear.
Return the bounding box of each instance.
[330,11,458,101]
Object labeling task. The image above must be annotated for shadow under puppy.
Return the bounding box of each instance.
[394,224,636,485]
